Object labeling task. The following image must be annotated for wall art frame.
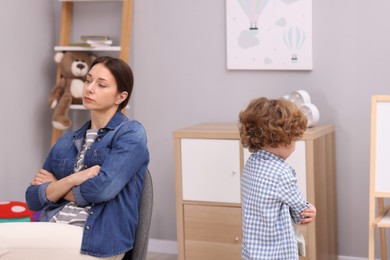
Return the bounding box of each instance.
[226,0,313,70]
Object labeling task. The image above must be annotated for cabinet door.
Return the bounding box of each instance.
[286,140,307,198]
[181,139,241,203]
[184,204,242,260]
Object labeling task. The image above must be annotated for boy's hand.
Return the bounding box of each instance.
[300,204,316,224]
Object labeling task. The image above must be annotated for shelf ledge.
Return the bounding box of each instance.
[70,104,130,110]
[54,46,121,52]
[58,0,123,2]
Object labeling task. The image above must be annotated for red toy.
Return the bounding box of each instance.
[0,201,34,222]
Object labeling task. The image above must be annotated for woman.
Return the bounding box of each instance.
[0,56,149,259]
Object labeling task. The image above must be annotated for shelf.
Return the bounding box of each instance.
[70,104,130,110]
[58,0,122,2]
[54,46,121,52]
[70,104,86,110]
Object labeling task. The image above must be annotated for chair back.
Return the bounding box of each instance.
[123,169,153,260]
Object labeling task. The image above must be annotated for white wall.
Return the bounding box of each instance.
[3,0,390,258]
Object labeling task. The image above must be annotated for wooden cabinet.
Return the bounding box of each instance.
[173,123,337,260]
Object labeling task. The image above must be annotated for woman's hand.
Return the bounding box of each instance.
[44,165,101,203]
[31,169,57,186]
[300,204,316,224]
[70,165,101,186]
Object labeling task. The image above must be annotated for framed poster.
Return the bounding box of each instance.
[226,0,313,70]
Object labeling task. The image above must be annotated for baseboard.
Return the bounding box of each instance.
[148,239,178,255]
[338,256,380,260]
[147,242,377,260]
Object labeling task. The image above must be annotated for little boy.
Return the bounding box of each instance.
[238,97,316,260]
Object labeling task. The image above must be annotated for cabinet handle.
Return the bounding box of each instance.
[232,171,237,175]
[234,237,240,242]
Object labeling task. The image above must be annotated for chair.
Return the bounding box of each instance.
[123,169,153,260]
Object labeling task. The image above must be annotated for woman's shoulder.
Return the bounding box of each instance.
[115,119,147,141]
[119,119,145,131]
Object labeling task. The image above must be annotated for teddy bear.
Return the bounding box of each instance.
[48,51,95,130]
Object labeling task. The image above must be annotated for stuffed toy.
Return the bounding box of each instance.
[0,201,34,223]
[48,51,95,130]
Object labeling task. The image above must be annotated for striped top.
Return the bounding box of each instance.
[49,129,99,227]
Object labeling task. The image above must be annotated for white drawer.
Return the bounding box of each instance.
[181,139,241,203]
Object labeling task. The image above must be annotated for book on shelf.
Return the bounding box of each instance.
[78,35,113,47]
[80,35,110,41]
[67,41,112,48]
[68,42,92,47]
[85,39,113,46]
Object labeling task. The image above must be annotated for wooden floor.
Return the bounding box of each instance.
[146,252,177,260]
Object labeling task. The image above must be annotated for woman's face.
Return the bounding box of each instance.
[83,63,127,112]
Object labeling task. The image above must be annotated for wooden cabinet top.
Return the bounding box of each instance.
[173,123,335,141]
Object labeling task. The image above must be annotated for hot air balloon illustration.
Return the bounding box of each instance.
[283,26,306,62]
[238,0,269,30]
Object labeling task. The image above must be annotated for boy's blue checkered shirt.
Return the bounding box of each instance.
[241,150,309,260]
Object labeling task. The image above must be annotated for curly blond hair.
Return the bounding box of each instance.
[238,97,307,153]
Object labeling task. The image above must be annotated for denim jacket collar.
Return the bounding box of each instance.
[72,112,128,152]
[73,112,128,139]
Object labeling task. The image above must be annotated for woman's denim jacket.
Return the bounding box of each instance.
[25,112,150,257]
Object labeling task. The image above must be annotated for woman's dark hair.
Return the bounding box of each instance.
[90,56,134,111]
[238,97,307,152]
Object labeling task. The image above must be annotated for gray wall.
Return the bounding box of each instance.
[0,1,55,202]
[2,0,390,258]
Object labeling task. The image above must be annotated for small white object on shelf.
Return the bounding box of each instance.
[288,90,311,107]
[301,103,320,127]
[282,90,320,127]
